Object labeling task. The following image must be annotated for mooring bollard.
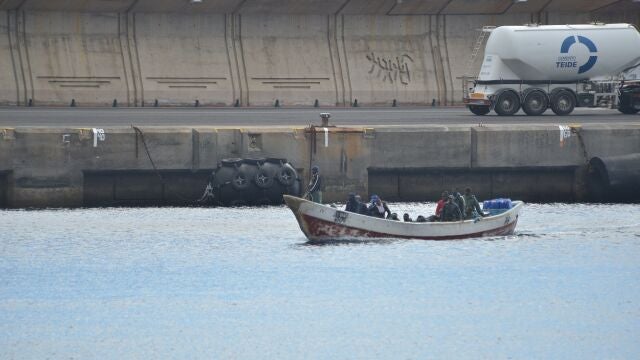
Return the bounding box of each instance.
[353,99,359,107]
[320,112,331,127]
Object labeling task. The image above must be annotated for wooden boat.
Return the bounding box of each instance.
[284,195,523,242]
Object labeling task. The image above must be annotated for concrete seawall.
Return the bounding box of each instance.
[1,123,638,208]
[1,1,639,107]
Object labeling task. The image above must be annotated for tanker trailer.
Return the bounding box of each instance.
[464,23,640,116]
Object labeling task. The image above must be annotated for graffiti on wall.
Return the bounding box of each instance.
[366,52,414,85]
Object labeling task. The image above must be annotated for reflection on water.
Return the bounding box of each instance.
[1,203,639,359]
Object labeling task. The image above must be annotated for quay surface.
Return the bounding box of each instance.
[0,108,638,208]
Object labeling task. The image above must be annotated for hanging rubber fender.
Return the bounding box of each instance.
[255,167,275,189]
[220,158,243,168]
[278,163,297,186]
[265,157,287,165]
[243,157,266,166]
[231,168,251,190]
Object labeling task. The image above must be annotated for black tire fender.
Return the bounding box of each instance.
[231,168,251,190]
[278,163,297,186]
[254,167,275,188]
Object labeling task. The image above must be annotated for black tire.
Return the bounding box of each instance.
[231,170,250,190]
[243,158,266,166]
[278,164,297,186]
[551,90,575,116]
[494,90,520,116]
[522,90,548,116]
[468,105,490,116]
[254,167,275,188]
[220,158,243,167]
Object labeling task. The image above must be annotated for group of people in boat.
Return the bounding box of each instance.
[344,187,486,222]
[304,166,486,222]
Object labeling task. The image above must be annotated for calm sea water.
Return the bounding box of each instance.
[1,203,639,359]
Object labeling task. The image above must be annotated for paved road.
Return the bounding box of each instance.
[0,106,638,127]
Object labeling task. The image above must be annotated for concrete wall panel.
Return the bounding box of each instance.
[545,0,619,12]
[0,0,626,14]
[25,12,128,106]
[130,0,240,14]
[441,0,512,15]
[340,0,396,15]
[506,0,550,14]
[474,126,584,167]
[19,0,133,12]
[342,15,437,105]
[134,13,234,106]
[240,14,337,106]
[0,11,18,104]
[371,127,471,167]
[387,0,449,15]
[238,0,346,14]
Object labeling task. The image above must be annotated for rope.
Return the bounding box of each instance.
[131,125,210,204]
[570,126,590,165]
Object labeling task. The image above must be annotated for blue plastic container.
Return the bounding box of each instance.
[483,198,512,214]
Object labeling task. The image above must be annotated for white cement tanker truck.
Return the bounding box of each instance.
[464,23,640,116]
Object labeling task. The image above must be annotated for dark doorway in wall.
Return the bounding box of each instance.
[83,170,211,207]
[368,166,578,203]
[0,171,8,208]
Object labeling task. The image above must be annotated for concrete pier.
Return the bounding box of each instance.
[1,122,639,207]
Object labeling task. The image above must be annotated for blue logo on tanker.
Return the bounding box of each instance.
[557,35,598,74]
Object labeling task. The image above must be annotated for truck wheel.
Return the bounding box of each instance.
[494,90,520,116]
[551,90,575,116]
[522,90,548,116]
[468,105,490,116]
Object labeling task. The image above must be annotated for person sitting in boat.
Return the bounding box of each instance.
[389,213,400,221]
[354,195,368,215]
[345,193,358,212]
[305,165,322,203]
[441,195,463,222]
[416,215,427,222]
[403,213,413,222]
[429,191,449,222]
[454,192,466,216]
[367,194,391,219]
[463,187,485,219]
